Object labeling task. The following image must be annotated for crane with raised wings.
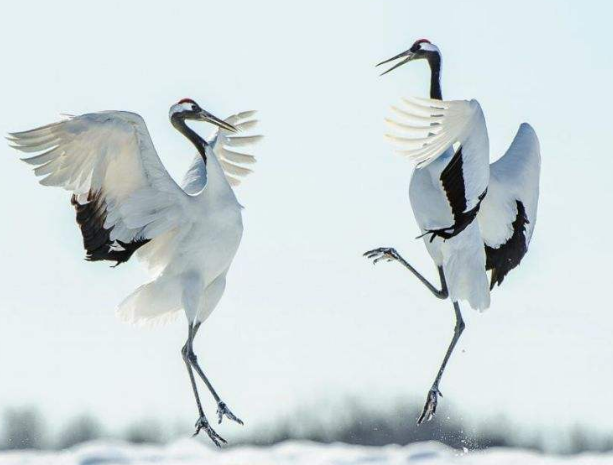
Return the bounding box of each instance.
[365,39,541,424]
[8,98,263,446]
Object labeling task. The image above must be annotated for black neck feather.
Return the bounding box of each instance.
[428,54,442,100]
[171,115,207,163]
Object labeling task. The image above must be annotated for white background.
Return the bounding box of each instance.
[0,0,610,439]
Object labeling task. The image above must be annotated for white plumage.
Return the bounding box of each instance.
[384,96,540,310]
[479,123,540,250]
[183,110,262,193]
[8,100,262,445]
[10,109,261,324]
[17,112,187,243]
[366,38,541,424]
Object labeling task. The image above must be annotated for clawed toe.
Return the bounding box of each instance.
[417,388,442,425]
[217,401,244,425]
[193,415,227,447]
[363,247,398,264]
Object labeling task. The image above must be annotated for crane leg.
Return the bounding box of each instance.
[181,324,226,446]
[363,247,448,299]
[185,322,244,426]
[417,301,465,424]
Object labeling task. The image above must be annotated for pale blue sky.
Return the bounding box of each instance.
[0,0,612,439]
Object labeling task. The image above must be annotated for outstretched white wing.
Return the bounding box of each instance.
[182,110,262,194]
[386,97,490,240]
[478,123,541,288]
[9,111,189,264]
[386,97,488,166]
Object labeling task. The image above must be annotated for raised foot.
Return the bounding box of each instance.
[417,387,442,425]
[193,415,227,447]
[363,247,400,264]
[217,401,244,425]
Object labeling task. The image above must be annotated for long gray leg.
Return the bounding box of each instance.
[181,324,227,446]
[186,322,243,426]
[364,247,448,299]
[417,301,465,424]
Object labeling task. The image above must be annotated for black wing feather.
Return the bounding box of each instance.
[71,191,149,266]
[420,147,487,242]
[485,200,529,289]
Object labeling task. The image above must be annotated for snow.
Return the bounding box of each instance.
[1,440,611,465]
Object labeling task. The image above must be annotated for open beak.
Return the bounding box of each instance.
[376,50,415,76]
[198,110,237,132]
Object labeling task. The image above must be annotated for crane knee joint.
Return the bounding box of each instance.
[181,344,197,363]
[187,350,198,363]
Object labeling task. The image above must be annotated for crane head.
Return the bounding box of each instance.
[169,98,237,132]
[376,39,441,76]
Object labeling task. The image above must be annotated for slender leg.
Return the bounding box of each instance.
[417,301,465,424]
[364,247,448,299]
[186,322,243,426]
[181,324,227,446]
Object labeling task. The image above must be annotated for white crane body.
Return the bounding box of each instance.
[121,146,244,325]
[9,100,262,446]
[409,150,490,310]
[366,39,541,423]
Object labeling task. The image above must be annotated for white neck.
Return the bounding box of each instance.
[199,146,240,205]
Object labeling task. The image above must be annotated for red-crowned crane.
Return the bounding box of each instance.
[365,39,541,423]
[8,99,263,446]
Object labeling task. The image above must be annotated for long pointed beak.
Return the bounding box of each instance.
[376,50,414,76]
[198,110,237,132]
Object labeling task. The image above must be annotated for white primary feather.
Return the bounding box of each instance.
[385,97,483,166]
[182,110,263,194]
[386,96,490,213]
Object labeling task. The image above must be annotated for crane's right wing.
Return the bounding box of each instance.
[478,123,541,289]
[9,111,190,265]
[386,97,490,241]
[182,110,262,194]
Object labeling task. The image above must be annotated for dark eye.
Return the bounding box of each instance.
[410,43,421,53]
[191,104,197,111]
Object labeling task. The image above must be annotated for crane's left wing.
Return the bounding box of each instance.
[478,123,541,289]
[9,111,190,266]
[386,97,490,241]
[182,110,262,195]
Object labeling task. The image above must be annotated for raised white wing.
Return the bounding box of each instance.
[387,97,490,241]
[182,110,262,194]
[478,123,541,288]
[386,97,488,166]
[9,111,189,264]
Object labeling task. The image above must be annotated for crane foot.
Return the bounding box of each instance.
[363,247,400,264]
[193,415,227,447]
[417,387,443,425]
[217,401,244,425]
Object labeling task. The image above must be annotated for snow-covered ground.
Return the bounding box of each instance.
[1,440,611,465]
